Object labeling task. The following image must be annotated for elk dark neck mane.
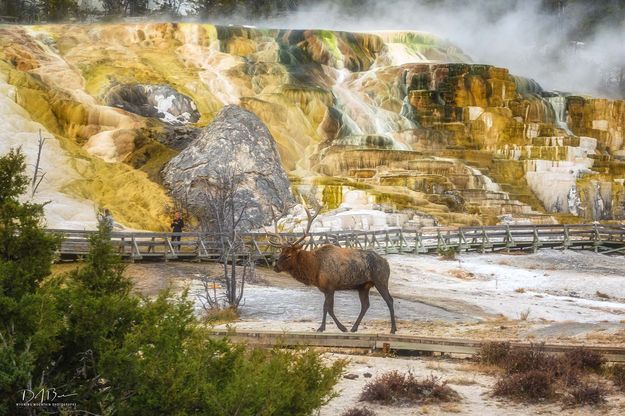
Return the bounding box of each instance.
[287,249,319,286]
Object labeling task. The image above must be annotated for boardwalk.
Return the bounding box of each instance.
[51,223,625,262]
[208,330,625,362]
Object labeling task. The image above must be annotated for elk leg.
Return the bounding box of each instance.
[376,284,397,334]
[351,286,371,332]
[324,291,347,332]
[317,297,328,332]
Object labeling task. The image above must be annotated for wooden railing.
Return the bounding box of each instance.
[209,330,625,362]
[49,223,625,262]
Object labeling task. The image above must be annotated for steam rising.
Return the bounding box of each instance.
[217,0,625,98]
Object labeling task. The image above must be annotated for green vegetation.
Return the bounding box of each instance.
[0,148,344,415]
[0,148,61,415]
[437,245,459,260]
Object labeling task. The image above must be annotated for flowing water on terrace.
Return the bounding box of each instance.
[331,68,414,150]
[546,94,574,136]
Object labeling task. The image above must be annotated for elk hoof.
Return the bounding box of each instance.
[390,328,397,334]
[316,326,325,332]
[338,325,348,332]
[350,326,359,332]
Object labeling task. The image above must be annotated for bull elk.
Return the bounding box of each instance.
[268,206,397,334]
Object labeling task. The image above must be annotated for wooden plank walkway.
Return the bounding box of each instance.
[49,223,625,262]
[208,330,625,363]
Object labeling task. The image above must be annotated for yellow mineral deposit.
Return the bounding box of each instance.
[0,27,173,230]
[0,69,96,228]
[1,23,623,230]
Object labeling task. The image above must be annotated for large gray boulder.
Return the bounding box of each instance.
[163,105,293,231]
[106,84,200,125]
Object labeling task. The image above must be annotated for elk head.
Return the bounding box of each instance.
[268,201,319,273]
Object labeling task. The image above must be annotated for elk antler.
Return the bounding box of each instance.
[266,205,289,248]
[291,196,320,247]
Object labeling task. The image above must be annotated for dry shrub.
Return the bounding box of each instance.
[564,383,607,406]
[476,342,511,367]
[561,348,605,373]
[608,364,625,391]
[478,343,605,380]
[553,365,583,388]
[503,345,558,375]
[477,343,619,405]
[478,343,617,405]
[359,371,460,405]
[497,345,583,386]
[493,370,554,401]
[341,407,377,416]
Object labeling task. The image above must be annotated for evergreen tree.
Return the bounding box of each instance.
[41,0,77,21]
[50,219,141,409]
[0,148,61,413]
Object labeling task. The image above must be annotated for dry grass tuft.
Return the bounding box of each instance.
[446,376,478,386]
[448,268,475,280]
[519,308,531,321]
[202,307,239,324]
[341,407,377,416]
[440,402,463,413]
[425,361,450,373]
[359,371,460,406]
[457,363,501,376]
[608,364,625,391]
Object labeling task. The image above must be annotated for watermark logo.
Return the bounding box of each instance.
[16,387,77,410]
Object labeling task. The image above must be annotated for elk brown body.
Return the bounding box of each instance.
[274,244,397,334]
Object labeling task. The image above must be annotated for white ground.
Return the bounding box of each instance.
[387,250,625,323]
[116,249,625,342]
[199,250,625,343]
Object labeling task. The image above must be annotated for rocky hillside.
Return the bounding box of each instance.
[0,23,623,230]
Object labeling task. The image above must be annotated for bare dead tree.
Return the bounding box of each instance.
[31,130,47,198]
[197,276,223,313]
[185,166,261,310]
